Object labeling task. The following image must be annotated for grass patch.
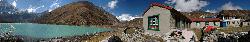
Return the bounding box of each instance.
[191,28,202,41]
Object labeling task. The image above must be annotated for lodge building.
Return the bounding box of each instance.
[143,3,190,35]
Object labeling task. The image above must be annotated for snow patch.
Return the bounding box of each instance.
[12,0,16,7]
[205,10,217,13]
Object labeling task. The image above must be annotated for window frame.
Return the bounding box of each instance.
[214,22,218,26]
[148,14,160,31]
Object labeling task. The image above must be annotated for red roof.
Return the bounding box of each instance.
[190,18,221,22]
[151,3,172,10]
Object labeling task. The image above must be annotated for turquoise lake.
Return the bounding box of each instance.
[0,23,111,38]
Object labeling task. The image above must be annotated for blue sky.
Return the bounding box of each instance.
[5,0,250,16]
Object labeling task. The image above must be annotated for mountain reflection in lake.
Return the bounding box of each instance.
[0,23,111,42]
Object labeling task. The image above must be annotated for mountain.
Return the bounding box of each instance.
[0,0,39,23]
[116,14,142,21]
[38,1,119,26]
[0,0,17,14]
[0,12,39,23]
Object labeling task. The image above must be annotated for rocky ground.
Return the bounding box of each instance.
[83,21,164,42]
[192,26,250,42]
[50,18,165,42]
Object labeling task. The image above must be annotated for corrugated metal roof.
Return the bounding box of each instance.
[190,18,221,22]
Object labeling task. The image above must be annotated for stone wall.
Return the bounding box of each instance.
[143,6,172,35]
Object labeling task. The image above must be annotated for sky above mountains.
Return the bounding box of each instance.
[4,0,250,16]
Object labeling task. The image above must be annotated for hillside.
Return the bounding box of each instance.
[38,1,119,26]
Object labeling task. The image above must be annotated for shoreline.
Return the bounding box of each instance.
[0,31,114,42]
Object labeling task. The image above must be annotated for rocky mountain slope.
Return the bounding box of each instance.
[38,1,119,26]
[126,18,143,27]
[0,12,39,23]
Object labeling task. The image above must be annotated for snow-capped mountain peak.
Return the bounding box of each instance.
[116,14,142,21]
[12,0,16,8]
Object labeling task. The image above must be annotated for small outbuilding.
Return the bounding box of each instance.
[242,19,250,27]
[189,18,221,28]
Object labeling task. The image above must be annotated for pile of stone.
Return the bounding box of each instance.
[108,35,122,42]
[166,30,186,42]
[120,27,146,42]
[0,36,24,42]
[217,32,249,42]
[201,32,217,42]
[0,24,24,42]
[119,27,164,42]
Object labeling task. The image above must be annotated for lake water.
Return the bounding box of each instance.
[0,23,111,38]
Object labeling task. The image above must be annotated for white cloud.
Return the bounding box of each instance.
[37,5,45,9]
[108,0,118,9]
[221,2,242,10]
[26,5,45,13]
[49,3,60,12]
[116,14,142,21]
[164,0,176,4]
[27,8,35,13]
[165,0,208,12]
[50,3,59,8]
[48,0,61,12]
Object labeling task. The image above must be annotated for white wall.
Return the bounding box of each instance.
[190,22,220,28]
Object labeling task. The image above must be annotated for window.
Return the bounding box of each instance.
[148,15,160,31]
[205,22,209,25]
[237,21,239,24]
[214,22,218,26]
[248,23,250,25]
[196,22,200,27]
[232,21,235,24]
